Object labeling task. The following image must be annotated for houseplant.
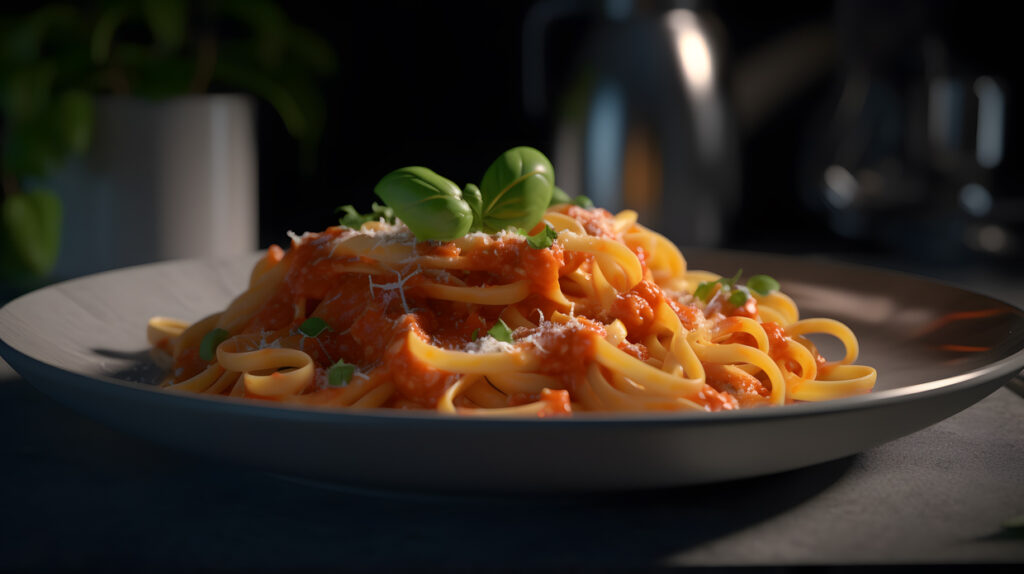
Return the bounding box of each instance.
[0,0,335,282]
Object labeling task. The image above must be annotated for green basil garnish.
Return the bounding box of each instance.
[525,225,558,249]
[199,328,229,362]
[373,166,474,241]
[478,146,554,233]
[327,359,356,386]
[487,319,514,343]
[549,185,571,206]
[299,317,330,337]
[571,195,594,208]
[747,274,780,296]
[695,270,780,306]
[336,202,395,229]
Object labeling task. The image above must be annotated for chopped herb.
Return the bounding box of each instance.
[199,328,229,362]
[746,274,780,295]
[299,317,330,337]
[572,195,594,208]
[471,328,479,341]
[726,269,743,287]
[327,359,356,386]
[525,225,558,249]
[335,202,395,229]
[488,319,514,343]
[694,281,716,302]
[728,288,749,307]
[695,269,779,306]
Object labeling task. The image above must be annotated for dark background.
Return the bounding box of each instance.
[2,0,1019,274]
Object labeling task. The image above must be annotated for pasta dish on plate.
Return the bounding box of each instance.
[147,147,876,416]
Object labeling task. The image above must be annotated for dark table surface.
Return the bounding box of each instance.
[2,252,1023,569]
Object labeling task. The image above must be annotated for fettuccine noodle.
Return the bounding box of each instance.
[148,205,876,416]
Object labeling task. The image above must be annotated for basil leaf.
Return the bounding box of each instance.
[327,359,356,386]
[487,319,514,343]
[479,146,554,233]
[463,183,483,231]
[746,274,780,295]
[526,225,557,249]
[374,166,474,241]
[571,195,594,208]
[199,328,229,362]
[549,185,571,206]
[471,328,479,341]
[694,281,716,302]
[728,289,749,307]
[299,317,329,337]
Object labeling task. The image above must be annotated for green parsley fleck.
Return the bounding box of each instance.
[327,359,356,386]
[728,288,749,307]
[299,317,330,337]
[525,225,558,249]
[488,319,514,343]
[199,328,229,362]
[746,274,780,295]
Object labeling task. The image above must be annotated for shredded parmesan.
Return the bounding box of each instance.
[462,336,517,354]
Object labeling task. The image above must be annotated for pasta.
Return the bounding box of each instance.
[148,205,876,416]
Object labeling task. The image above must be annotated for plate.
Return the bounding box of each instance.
[2,249,1023,493]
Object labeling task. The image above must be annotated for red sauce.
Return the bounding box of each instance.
[172,217,809,414]
[610,280,663,340]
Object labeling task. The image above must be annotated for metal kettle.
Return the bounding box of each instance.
[523,0,741,247]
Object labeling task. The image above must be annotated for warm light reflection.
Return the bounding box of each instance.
[665,9,713,96]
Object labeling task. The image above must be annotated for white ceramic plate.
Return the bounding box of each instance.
[2,250,1023,493]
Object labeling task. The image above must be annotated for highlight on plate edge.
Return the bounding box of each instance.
[147,146,876,417]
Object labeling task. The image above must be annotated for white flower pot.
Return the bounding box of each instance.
[46,94,258,278]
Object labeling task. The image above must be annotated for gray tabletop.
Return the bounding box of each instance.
[2,256,1023,569]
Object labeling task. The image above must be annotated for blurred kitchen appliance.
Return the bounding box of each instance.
[799,0,1022,262]
[523,0,741,247]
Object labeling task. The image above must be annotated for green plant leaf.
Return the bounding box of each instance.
[52,89,94,154]
[0,190,62,276]
[1,4,78,64]
[287,25,337,75]
[90,2,131,64]
[374,166,474,241]
[2,63,57,122]
[479,146,554,233]
[142,0,187,52]
[213,51,307,139]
